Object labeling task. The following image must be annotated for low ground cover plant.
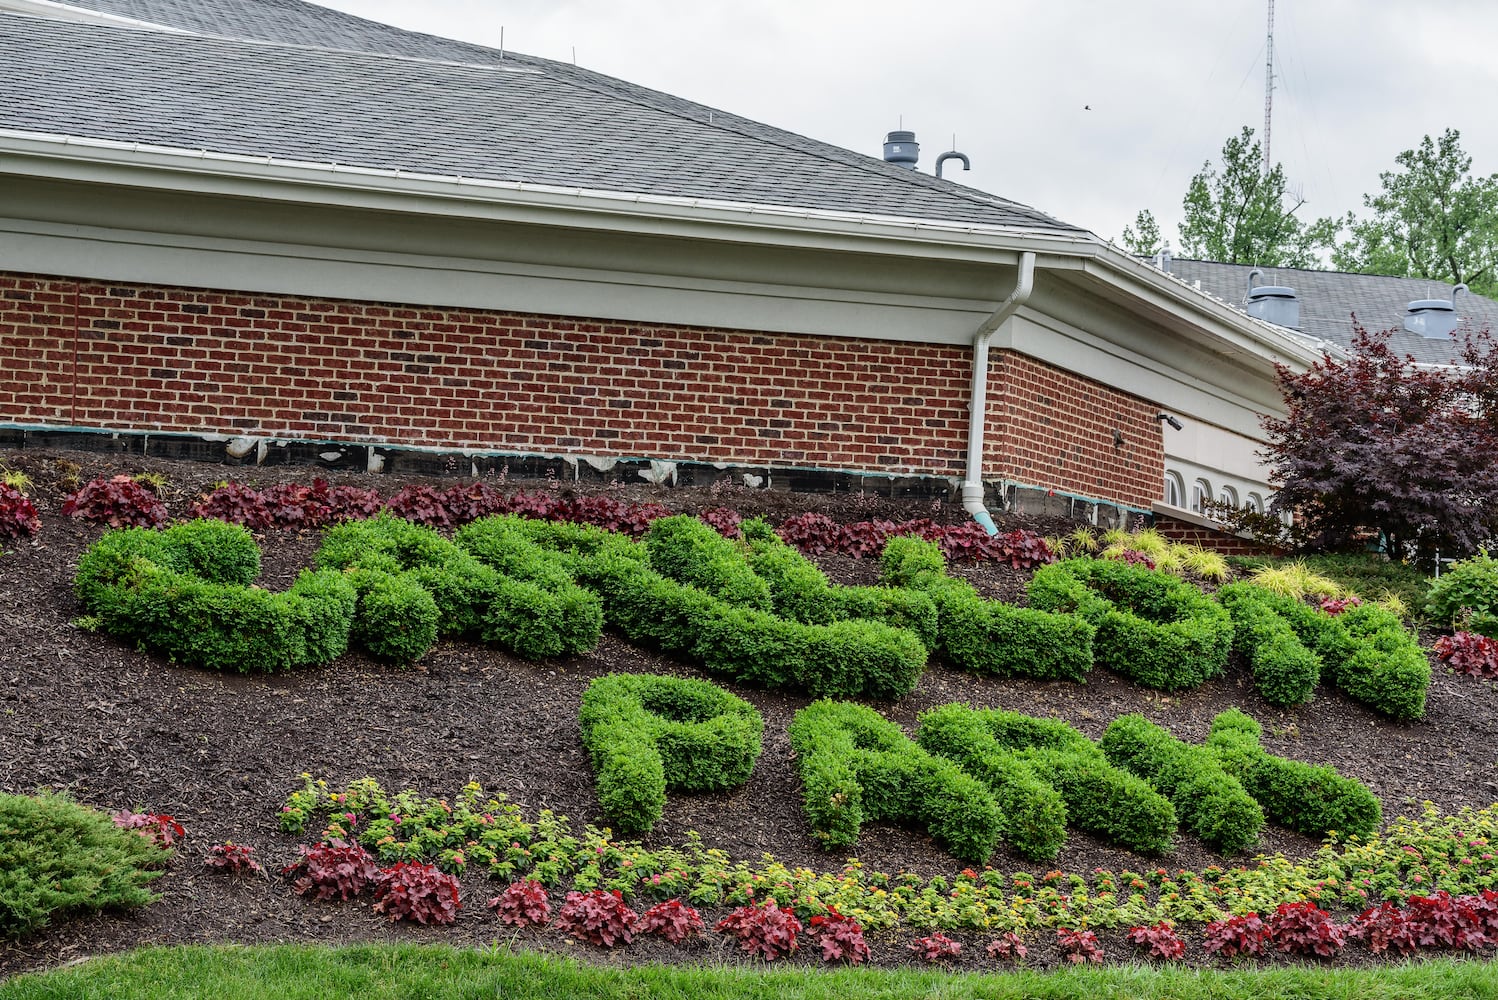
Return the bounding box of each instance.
[578,673,764,834]
[775,511,1054,567]
[373,861,462,925]
[0,792,166,938]
[1027,557,1233,690]
[0,481,40,539]
[1433,631,1498,678]
[203,841,264,876]
[716,899,801,960]
[61,474,168,528]
[488,879,551,927]
[787,700,1002,863]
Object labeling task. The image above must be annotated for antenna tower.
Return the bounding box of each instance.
[1263,0,1275,174]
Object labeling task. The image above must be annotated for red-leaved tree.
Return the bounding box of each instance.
[1262,326,1498,565]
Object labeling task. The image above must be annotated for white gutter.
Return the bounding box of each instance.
[963,250,1036,533]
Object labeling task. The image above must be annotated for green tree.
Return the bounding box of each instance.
[1333,128,1498,297]
[1120,209,1164,256]
[1176,127,1338,267]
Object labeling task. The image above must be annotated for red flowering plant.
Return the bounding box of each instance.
[716,899,801,961]
[488,879,551,928]
[1127,920,1185,960]
[111,810,185,849]
[554,889,638,948]
[807,906,870,965]
[373,860,462,925]
[908,932,962,962]
[1055,927,1104,964]
[985,931,1027,961]
[203,841,264,876]
[632,899,706,945]
[281,839,379,901]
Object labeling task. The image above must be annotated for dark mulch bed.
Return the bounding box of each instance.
[1,449,1494,978]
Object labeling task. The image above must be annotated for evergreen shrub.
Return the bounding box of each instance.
[1100,714,1264,853]
[788,700,1002,863]
[1028,558,1233,690]
[1216,583,1322,706]
[578,673,764,833]
[645,514,773,610]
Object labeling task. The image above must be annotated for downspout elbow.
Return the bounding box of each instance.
[963,251,1036,533]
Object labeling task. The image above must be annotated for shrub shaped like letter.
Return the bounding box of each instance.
[882,537,1094,681]
[1100,714,1264,854]
[1204,708,1381,840]
[75,520,356,672]
[1028,558,1232,691]
[645,514,773,610]
[579,674,764,834]
[917,705,1176,857]
[1216,583,1322,706]
[787,700,1002,864]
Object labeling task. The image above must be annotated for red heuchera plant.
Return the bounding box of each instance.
[908,932,962,962]
[807,907,870,965]
[1319,595,1364,616]
[203,841,264,875]
[1111,548,1157,570]
[281,839,379,901]
[1127,920,1185,960]
[1434,632,1498,679]
[1202,912,1268,957]
[111,810,185,848]
[260,482,333,528]
[373,860,462,925]
[488,879,551,928]
[554,889,638,948]
[62,475,168,528]
[632,899,706,944]
[698,506,743,539]
[0,484,41,539]
[383,485,453,528]
[323,483,385,522]
[1266,901,1345,957]
[193,481,272,528]
[716,899,802,961]
[985,931,1027,961]
[1056,927,1104,964]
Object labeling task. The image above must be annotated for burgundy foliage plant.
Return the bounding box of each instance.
[62,475,168,528]
[806,907,870,965]
[715,899,802,961]
[0,483,41,539]
[281,839,380,901]
[631,899,706,945]
[373,860,462,925]
[554,889,638,948]
[487,878,551,928]
[111,810,185,848]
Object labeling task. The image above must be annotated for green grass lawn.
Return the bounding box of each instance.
[4,944,1498,1000]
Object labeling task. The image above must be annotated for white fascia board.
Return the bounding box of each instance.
[0,130,1095,266]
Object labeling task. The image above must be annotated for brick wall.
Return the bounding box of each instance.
[987,352,1164,510]
[0,272,1168,508]
[1153,514,1274,556]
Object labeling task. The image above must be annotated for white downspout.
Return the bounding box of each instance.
[962,250,1036,534]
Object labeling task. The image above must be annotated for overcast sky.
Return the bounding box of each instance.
[314,0,1498,253]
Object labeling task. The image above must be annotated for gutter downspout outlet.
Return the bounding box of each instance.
[962,250,1036,534]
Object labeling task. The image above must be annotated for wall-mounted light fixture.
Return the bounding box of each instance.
[1155,413,1183,431]
[1113,429,1125,448]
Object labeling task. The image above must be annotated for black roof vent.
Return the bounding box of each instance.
[1244,268,1300,329]
[1404,284,1468,339]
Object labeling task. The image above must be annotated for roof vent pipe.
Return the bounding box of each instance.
[883,130,919,169]
[935,150,970,178]
[962,251,1036,534]
[1153,248,1173,273]
[1244,268,1300,328]
[1404,284,1467,339]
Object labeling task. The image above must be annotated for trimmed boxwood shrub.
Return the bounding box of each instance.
[557,538,927,700]
[788,700,1002,863]
[75,520,356,672]
[1216,583,1322,706]
[1100,714,1264,854]
[741,518,940,647]
[578,673,764,833]
[882,537,1094,681]
[320,513,603,662]
[917,705,1176,856]
[645,514,773,611]
[0,792,164,938]
[1028,558,1232,691]
[1205,709,1381,840]
[1242,586,1428,720]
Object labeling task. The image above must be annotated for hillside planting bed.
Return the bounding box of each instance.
[2,449,1497,978]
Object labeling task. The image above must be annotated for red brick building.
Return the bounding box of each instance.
[0,0,1325,533]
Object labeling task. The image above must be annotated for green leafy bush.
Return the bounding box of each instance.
[883,537,1094,681]
[1216,583,1322,706]
[1028,558,1232,690]
[917,705,1176,857]
[1204,709,1381,840]
[0,792,164,937]
[568,541,926,700]
[1333,603,1430,721]
[321,514,602,662]
[1426,551,1498,629]
[579,674,764,834]
[788,700,1002,864]
[75,521,356,672]
[1100,714,1264,854]
[646,514,773,610]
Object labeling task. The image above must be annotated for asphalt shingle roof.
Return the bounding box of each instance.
[2,0,1084,233]
[1163,258,1498,365]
